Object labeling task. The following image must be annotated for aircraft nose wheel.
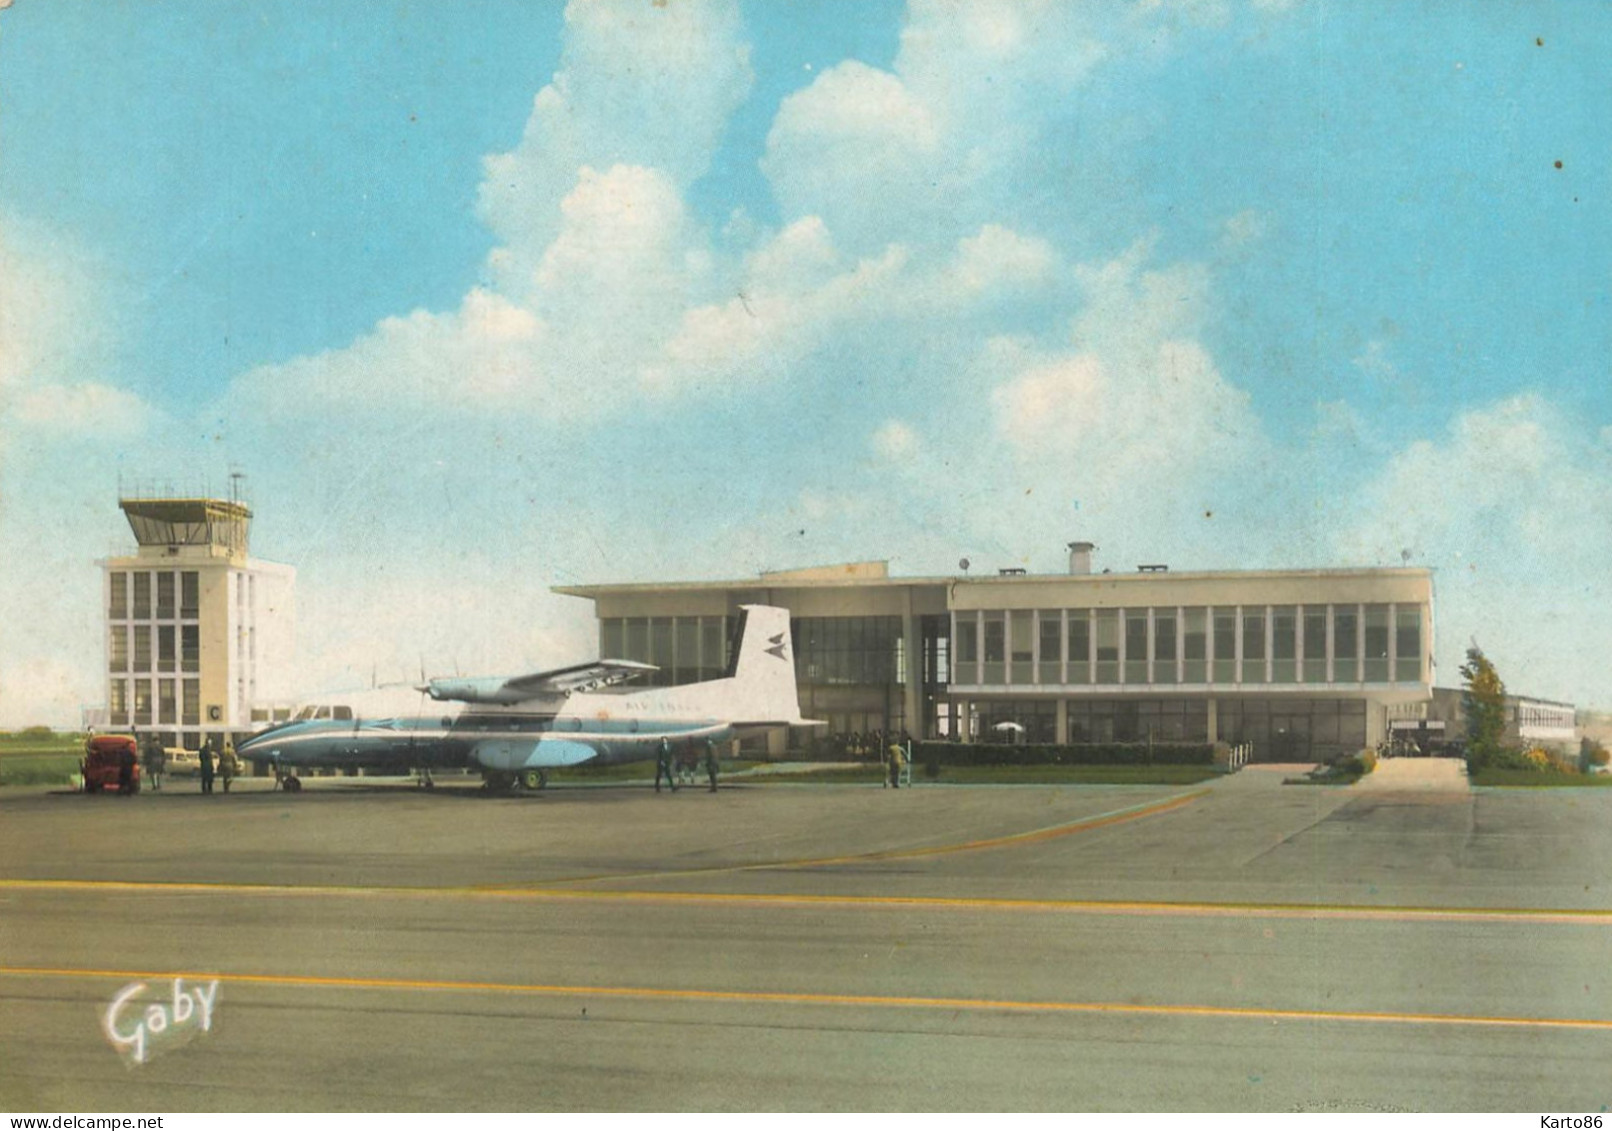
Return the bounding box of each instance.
[520,769,548,791]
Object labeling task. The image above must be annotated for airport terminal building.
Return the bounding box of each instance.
[555,544,1435,763]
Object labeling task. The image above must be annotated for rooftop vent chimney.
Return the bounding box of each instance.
[1067,541,1095,575]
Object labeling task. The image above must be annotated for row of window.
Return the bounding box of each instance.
[953,604,1425,687]
[110,625,200,673]
[109,678,201,727]
[599,617,734,687]
[601,615,917,688]
[793,616,906,686]
[965,697,1370,752]
[1515,703,1575,730]
[109,570,200,621]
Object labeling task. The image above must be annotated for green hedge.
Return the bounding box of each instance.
[912,741,1214,767]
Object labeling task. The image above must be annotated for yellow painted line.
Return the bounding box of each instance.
[3,964,1608,1033]
[773,788,1210,868]
[545,787,1212,884]
[3,876,1609,926]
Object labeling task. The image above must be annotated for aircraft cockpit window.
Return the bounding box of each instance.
[295,705,316,721]
[315,706,331,720]
[333,706,354,720]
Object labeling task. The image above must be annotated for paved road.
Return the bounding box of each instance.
[1,771,1609,1111]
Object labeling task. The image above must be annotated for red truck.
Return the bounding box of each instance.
[82,735,140,794]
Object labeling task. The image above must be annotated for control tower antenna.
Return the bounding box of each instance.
[229,469,246,506]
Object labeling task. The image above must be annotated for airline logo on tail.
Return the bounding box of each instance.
[765,633,788,661]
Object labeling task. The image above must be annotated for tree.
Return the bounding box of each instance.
[1459,645,1508,765]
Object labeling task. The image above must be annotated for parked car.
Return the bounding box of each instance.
[164,746,200,776]
[82,735,140,794]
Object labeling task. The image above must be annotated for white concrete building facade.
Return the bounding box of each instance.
[556,550,1435,763]
[100,495,295,750]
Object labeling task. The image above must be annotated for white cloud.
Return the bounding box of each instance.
[7,382,152,436]
[231,164,714,420]
[477,0,752,288]
[0,215,154,444]
[1337,394,1612,704]
[872,420,920,461]
[1220,208,1267,249]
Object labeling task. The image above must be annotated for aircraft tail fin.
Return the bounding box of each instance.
[718,604,818,727]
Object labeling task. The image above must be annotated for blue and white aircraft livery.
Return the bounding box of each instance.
[237,605,817,791]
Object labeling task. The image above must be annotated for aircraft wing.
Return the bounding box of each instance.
[425,660,658,704]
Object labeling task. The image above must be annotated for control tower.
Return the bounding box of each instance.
[100,489,296,751]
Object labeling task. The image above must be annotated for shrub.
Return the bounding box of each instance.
[1581,738,1610,771]
[1469,745,1556,775]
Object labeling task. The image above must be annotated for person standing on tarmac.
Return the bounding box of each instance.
[219,741,240,793]
[199,741,216,795]
[143,737,165,792]
[888,737,906,789]
[704,738,719,793]
[655,737,676,793]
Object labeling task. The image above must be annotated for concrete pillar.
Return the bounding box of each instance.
[1056,698,1068,744]
[1207,698,1219,744]
[903,601,921,739]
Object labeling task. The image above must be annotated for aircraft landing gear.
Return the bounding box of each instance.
[415,767,435,789]
[483,771,517,793]
[519,769,548,791]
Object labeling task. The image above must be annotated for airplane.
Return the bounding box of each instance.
[237,605,818,792]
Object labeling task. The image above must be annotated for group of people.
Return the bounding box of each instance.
[654,737,721,794]
[138,736,241,793]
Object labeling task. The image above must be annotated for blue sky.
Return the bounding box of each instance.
[2,0,1608,725]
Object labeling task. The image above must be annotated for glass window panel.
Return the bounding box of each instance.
[982,613,1005,684]
[1039,613,1061,685]
[110,626,128,672]
[983,614,1005,661]
[1212,608,1236,683]
[181,625,199,673]
[1124,611,1148,684]
[702,619,725,681]
[1364,605,1390,682]
[1395,606,1422,682]
[182,680,200,726]
[1271,606,1296,683]
[158,678,176,725]
[673,618,699,685]
[1303,608,1328,683]
[1182,608,1206,683]
[1095,610,1120,684]
[134,680,153,725]
[133,625,151,671]
[1153,611,1177,685]
[1010,610,1033,684]
[110,573,128,620]
[157,626,175,672]
[181,571,199,619]
[1068,611,1090,684]
[954,616,978,685]
[1333,607,1358,682]
[132,572,151,619]
[156,573,175,618]
[1241,610,1265,683]
[109,679,128,725]
[625,618,649,664]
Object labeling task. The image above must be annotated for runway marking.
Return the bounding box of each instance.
[3,964,1609,1033]
[2,877,1609,926]
[543,787,1212,884]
